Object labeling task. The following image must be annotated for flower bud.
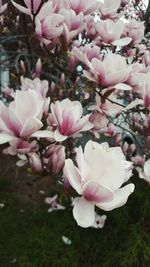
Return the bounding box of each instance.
[29,153,43,174]
[44,145,66,174]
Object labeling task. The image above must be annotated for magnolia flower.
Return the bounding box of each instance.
[89,112,109,139]
[47,98,93,142]
[3,139,38,155]
[12,0,42,15]
[29,152,43,173]
[62,9,84,44]
[0,90,44,144]
[95,19,131,46]
[21,77,50,113]
[83,54,131,89]
[99,0,121,19]
[72,43,102,69]
[43,144,66,174]
[89,93,124,116]
[0,0,7,14]
[35,1,64,45]
[138,159,150,184]
[64,141,134,227]
[66,0,100,15]
[123,20,145,46]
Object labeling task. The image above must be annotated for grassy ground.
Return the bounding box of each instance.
[0,158,150,267]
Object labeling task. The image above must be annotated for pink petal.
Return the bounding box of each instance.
[0,104,22,136]
[82,181,113,203]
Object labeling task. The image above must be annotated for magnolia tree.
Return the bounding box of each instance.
[0,0,149,228]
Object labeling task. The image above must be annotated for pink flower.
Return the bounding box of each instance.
[64,141,134,227]
[20,77,50,113]
[62,9,84,44]
[43,144,66,174]
[99,0,121,19]
[85,15,97,38]
[89,112,109,139]
[0,90,44,144]
[3,139,38,155]
[83,54,130,89]
[47,98,93,142]
[123,20,145,46]
[89,92,125,116]
[0,0,7,14]
[35,1,64,45]
[12,0,42,15]
[66,0,100,15]
[29,152,43,173]
[72,43,102,68]
[95,19,131,46]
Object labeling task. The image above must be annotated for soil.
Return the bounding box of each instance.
[0,151,53,204]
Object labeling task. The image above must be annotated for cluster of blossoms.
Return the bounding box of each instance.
[0,0,149,227]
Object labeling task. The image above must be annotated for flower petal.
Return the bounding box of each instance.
[64,159,82,194]
[0,132,17,144]
[31,130,54,139]
[97,183,135,211]
[73,197,95,228]
[82,181,113,203]
[11,1,31,15]
[20,117,43,138]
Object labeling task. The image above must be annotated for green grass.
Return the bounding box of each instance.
[0,177,149,267]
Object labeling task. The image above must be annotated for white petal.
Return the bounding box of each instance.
[113,83,132,90]
[20,117,43,138]
[97,183,135,211]
[124,99,144,111]
[31,130,54,139]
[64,159,82,194]
[11,1,31,15]
[84,141,125,192]
[112,37,132,47]
[54,129,67,142]
[0,132,17,144]
[73,197,95,228]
